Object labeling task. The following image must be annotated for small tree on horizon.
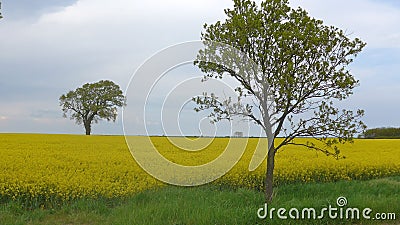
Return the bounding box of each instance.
[59,80,126,135]
[193,0,366,202]
[0,2,3,19]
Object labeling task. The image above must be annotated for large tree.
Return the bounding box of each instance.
[59,80,126,135]
[193,0,366,202]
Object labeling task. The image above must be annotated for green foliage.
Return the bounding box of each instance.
[194,0,366,157]
[362,127,400,139]
[59,80,126,135]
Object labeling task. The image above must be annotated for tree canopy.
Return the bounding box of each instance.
[193,0,366,202]
[59,80,126,135]
[362,127,400,139]
[0,2,3,19]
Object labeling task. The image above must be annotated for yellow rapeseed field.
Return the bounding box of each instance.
[0,134,399,207]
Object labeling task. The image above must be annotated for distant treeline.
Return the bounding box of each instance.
[360,127,400,139]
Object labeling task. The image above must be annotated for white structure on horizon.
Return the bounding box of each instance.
[233,131,243,137]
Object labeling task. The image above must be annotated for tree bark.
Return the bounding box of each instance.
[84,121,91,135]
[265,144,275,203]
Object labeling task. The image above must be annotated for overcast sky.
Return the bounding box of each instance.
[0,0,399,135]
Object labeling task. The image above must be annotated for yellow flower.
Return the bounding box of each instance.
[0,134,399,204]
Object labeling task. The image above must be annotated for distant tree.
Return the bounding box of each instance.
[363,127,400,139]
[193,0,366,202]
[59,80,126,135]
[0,2,3,19]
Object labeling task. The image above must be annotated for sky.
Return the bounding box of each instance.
[0,0,399,136]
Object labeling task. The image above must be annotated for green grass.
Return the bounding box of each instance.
[1,177,399,225]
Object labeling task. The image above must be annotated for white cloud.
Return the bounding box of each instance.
[0,0,399,134]
[0,0,233,89]
[291,0,400,48]
[38,0,230,24]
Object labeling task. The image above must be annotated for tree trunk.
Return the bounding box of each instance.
[84,121,91,135]
[265,144,275,203]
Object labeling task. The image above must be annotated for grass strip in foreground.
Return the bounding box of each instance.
[0,176,399,225]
